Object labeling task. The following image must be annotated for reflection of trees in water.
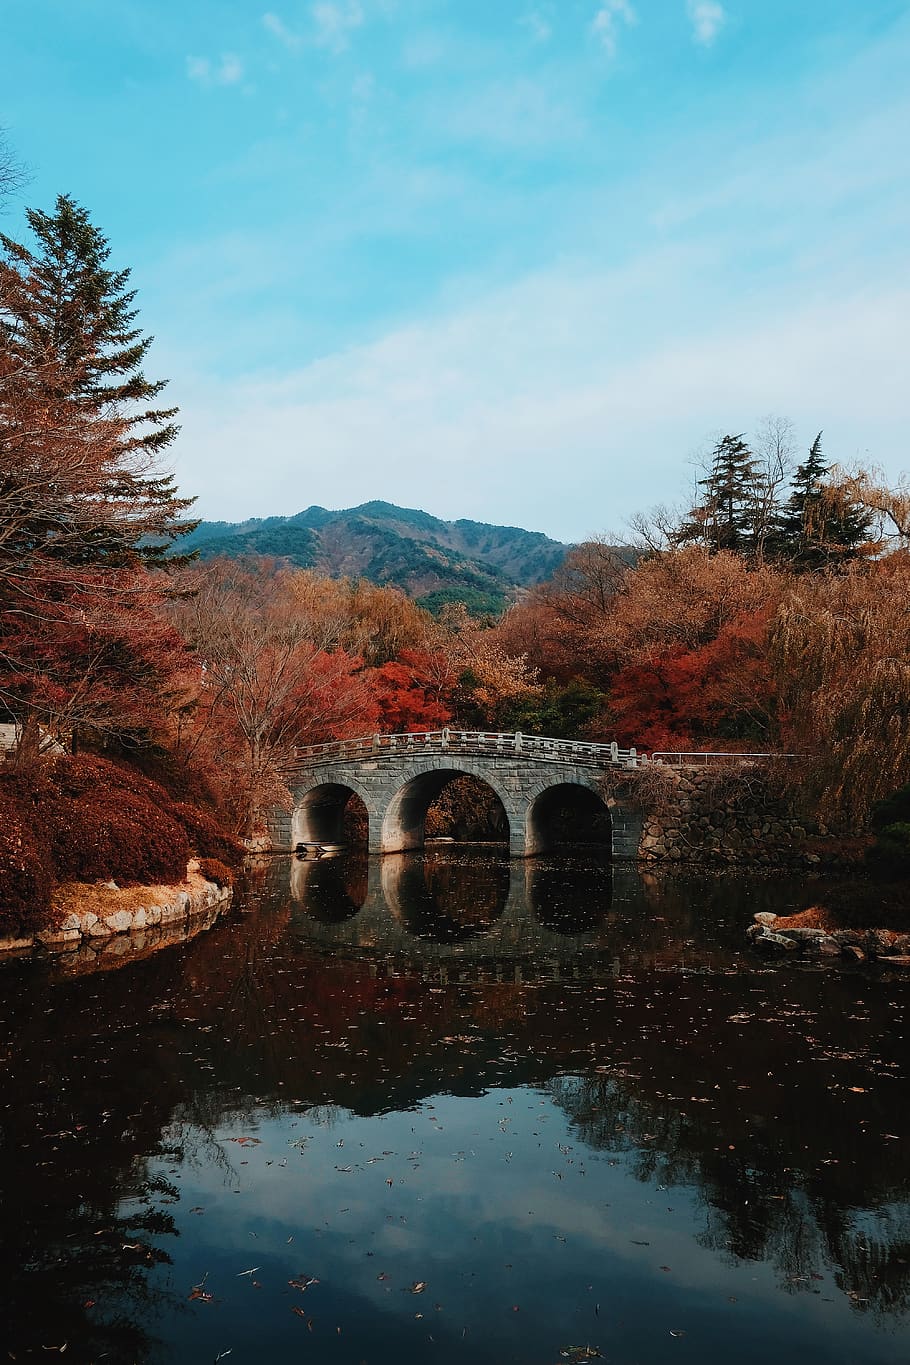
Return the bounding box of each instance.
[392,853,511,941]
[527,859,612,934]
[547,1031,910,1319]
[291,851,369,921]
[0,981,185,1358]
[5,859,910,1351]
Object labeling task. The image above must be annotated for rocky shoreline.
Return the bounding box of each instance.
[747,910,910,967]
[0,861,233,971]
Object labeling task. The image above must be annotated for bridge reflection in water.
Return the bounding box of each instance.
[287,848,633,980]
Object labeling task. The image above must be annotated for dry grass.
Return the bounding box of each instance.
[52,860,212,917]
[773,906,837,932]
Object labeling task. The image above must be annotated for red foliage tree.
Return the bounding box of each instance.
[371,649,454,732]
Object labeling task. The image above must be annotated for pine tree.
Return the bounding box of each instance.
[0,195,194,563]
[677,434,761,555]
[771,433,873,570]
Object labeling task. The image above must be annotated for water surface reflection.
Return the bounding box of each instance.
[1,852,908,1364]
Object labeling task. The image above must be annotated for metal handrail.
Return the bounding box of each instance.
[650,751,797,766]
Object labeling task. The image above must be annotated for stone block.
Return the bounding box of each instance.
[103,909,134,934]
[0,934,35,954]
[37,927,82,947]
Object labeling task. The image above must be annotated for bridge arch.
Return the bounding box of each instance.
[525,777,612,857]
[381,763,512,855]
[290,776,378,849]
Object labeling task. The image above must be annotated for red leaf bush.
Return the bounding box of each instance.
[0,787,52,936]
[196,857,234,889]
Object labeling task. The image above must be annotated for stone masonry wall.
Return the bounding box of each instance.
[633,765,822,868]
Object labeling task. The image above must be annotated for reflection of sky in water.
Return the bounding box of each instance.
[2,855,909,1364]
[142,1090,905,1365]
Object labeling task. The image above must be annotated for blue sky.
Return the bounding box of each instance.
[2,0,909,540]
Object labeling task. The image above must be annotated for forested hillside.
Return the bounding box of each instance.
[179,501,570,613]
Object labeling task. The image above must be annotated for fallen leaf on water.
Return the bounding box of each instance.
[409,1281,427,1294]
[669,1329,686,1338]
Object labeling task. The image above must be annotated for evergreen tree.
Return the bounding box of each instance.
[771,433,873,570]
[677,434,761,555]
[0,194,193,563]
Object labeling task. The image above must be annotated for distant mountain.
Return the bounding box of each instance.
[177,501,571,614]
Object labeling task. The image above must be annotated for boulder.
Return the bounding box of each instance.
[102,909,134,934]
[754,930,800,954]
[867,929,903,957]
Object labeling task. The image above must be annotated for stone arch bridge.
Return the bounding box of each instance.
[272,730,647,859]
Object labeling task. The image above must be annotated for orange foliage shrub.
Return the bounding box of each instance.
[169,802,245,866]
[47,788,189,887]
[196,857,234,888]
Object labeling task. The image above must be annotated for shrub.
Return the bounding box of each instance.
[867,785,910,877]
[196,857,234,889]
[0,788,52,936]
[47,790,189,886]
[170,802,245,866]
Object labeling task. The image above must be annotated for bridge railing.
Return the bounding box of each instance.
[286,732,796,773]
[288,729,645,770]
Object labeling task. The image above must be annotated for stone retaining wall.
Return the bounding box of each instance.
[0,876,233,967]
[632,765,825,867]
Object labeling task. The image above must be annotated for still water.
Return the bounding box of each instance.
[1,850,909,1364]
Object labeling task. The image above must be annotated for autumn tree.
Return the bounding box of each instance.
[593,548,784,750]
[771,556,910,823]
[769,434,873,569]
[0,209,194,758]
[837,465,910,553]
[372,649,455,732]
[172,560,379,840]
[436,602,542,729]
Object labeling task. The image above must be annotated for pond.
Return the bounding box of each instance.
[1,850,908,1364]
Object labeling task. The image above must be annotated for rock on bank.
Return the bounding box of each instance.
[0,859,233,967]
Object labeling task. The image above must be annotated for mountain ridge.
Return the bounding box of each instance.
[178,501,572,613]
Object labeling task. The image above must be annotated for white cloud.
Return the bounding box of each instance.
[311,1,364,52]
[521,9,553,44]
[591,0,637,58]
[167,260,909,541]
[185,53,244,87]
[262,11,301,49]
[687,1,726,47]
